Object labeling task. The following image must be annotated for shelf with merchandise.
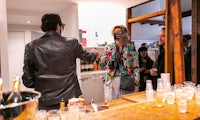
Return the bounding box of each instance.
[80,47,105,73]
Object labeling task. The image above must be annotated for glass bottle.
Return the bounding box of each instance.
[60,98,65,111]
[0,78,4,107]
[95,31,99,47]
[6,76,22,105]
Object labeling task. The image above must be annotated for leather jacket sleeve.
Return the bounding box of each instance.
[73,39,97,63]
[22,42,35,88]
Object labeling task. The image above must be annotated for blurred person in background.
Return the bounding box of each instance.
[141,42,149,49]
[184,35,192,81]
[138,46,154,91]
[150,27,165,90]
[22,13,98,110]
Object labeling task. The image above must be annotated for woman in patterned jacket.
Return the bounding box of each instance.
[96,25,140,101]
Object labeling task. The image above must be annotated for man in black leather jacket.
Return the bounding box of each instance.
[22,13,97,110]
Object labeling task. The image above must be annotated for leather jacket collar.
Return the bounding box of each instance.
[43,30,60,37]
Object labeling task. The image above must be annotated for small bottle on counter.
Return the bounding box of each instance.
[6,76,22,106]
[60,98,65,111]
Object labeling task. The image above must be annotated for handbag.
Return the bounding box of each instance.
[120,75,135,91]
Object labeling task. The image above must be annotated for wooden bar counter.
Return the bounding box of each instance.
[85,92,200,120]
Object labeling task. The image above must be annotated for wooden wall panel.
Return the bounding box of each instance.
[170,0,185,84]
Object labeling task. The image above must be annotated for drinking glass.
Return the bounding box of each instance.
[183,85,195,100]
[68,105,79,120]
[60,107,68,120]
[166,89,175,104]
[157,78,164,91]
[146,80,153,91]
[146,80,155,101]
[79,105,87,119]
[156,78,164,107]
[195,93,200,105]
[174,84,183,100]
[161,73,170,86]
[35,110,47,120]
[156,91,164,107]
[178,100,187,113]
[195,85,200,105]
[184,81,195,87]
[47,110,61,120]
[177,93,187,113]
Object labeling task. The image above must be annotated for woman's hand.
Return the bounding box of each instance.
[139,68,146,72]
[150,68,158,76]
[91,47,101,63]
[134,86,139,93]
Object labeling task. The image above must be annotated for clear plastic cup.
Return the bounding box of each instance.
[79,105,87,119]
[68,105,79,120]
[157,78,164,91]
[156,91,164,107]
[166,91,175,104]
[183,86,195,100]
[60,107,68,120]
[146,80,153,91]
[174,84,183,99]
[178,100,187,113]
[161,73,170,85]
[195,93,200,105]
[177,93,187,113]
[47,110,61,120]
[184,81,195,87]
[35,110,47,120]
[195,85,200,105]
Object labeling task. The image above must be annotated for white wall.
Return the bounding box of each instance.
[182,16,192,35]
[6,3,80,91]
[8,32,30,90]
[78,3,126,47]
[131,23,164,50]
[0,0,10,91]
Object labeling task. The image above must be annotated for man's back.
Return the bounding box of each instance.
[22,13,97,110]
[33,31,77,75]
[23,31,97,110]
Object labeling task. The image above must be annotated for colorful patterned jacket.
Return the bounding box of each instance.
[99,42,140,86]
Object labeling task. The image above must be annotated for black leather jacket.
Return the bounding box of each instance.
[22,31,97,110]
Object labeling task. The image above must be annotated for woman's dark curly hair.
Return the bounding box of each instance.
[41,13,63,32]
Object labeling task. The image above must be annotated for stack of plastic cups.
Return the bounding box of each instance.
[195,84,200,105]
[174,84,183,101]
[183,81,195,100]
[146,80,155,102]
[156,78,164,107]
[161,73,171,102]
[161,73,171,91]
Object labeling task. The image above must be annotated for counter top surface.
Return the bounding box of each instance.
[81,70,106,75]
[84,92,200,120]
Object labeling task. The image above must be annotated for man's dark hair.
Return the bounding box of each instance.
[41,13,63,32]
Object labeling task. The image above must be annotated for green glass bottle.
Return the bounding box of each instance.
[6,76,22,106]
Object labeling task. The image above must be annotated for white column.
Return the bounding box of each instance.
[24,31,32,44]
[60,3,79,38]
[0,0,10,91]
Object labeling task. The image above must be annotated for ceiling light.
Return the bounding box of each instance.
[26,20,31,24]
